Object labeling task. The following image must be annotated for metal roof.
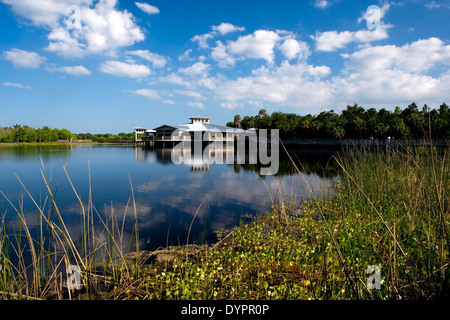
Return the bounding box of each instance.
[153,122,249,133]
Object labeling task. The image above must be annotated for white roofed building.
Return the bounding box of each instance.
[152,116,249,145]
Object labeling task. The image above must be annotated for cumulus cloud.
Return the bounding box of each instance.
[210,30,281,67]
[357,3,390,24]
[279,38,309,60]
[343,37,450,74]
[311,3,392,52]
[178,62,210,76]
[212,22,245,35]
[175,90,203,99]
[49,65,92,76]
[126,50,168,68]
[186,101,205,109]
[3,48,46,68]
[206,60,333,113]
[3,81,32,89]
[312,27,390,52]
[332,38,450,107]
[211,29,309,67]
[159,73,191,86]
[313,0,331,9]
[211,41,238,67]
[3,0,146,57]
[135,2,159,15]
[183,36,450,113]
[227,30,280,63]
[99,60,151,78]
[191,22,246,49]
[191,32,216,49]
[129,88,160,99]
[0,0,92,28]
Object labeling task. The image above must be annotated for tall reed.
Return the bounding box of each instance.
[0,160,145,299]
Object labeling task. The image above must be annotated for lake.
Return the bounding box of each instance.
[0,144,339,256]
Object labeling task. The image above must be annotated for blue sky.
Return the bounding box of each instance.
[1,0,449,134]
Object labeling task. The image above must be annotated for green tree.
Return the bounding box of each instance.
[233,115,242,128]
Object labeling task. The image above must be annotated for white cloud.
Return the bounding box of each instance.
[135,2,159,14]
[126,50,168,68]
[99,60,151,78]
[46,27,85,57]
[333,37,450,107]
[175,90,203,99]
[220,102,242,109]
[343,37,450,74]
[209,29,282,67]
[311,3,391,52]
[358,3,390,24]
[312,30,353,52]
[279,38,309,60]
[178,62,210,76]
[192,22,246,49]
[3,48,46,68]
[186,101,205,109]
[210,29,309,67]
[211,41,238,67]
[212,22,245,35]
[425,1,440,8]
[332,69,441,108]
[313,0,331,9]
[159,73,190,86]
[191,32,215,49]
[0,0,92,28]
[213,61,333,112]
[3,81,32,89]
[312,27,389,52]
[3,0,146,57]
[179,49,193,61]
[129,88,160,99]
[197,36,450,114]
[50,65,92,76]
[227,30,280,63]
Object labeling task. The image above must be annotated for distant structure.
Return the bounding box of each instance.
[147,116,249,148]
[189,116,211,124]
[133,127,156,142]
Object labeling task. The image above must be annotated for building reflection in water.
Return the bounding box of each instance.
[135,145,240,173]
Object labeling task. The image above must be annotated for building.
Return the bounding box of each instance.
[151,116,250,148]
[133,127,156,142]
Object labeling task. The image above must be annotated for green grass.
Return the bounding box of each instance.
[0,142,448,300]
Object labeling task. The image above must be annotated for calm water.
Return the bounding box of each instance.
[0,144,339,253]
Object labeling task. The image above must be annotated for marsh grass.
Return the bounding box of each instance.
[0,158,147,299]
[0,140,448,300]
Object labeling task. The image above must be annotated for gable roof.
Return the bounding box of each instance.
[153,124,190,131]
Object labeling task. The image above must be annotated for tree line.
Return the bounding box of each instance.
[0,125,74,143]
[227,102,450,140]
[0,124,135,143]
[74,132,135,141]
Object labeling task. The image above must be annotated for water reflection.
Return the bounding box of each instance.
[136,146,339,178]
[0,144,74,162]
[0,145,340,256]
